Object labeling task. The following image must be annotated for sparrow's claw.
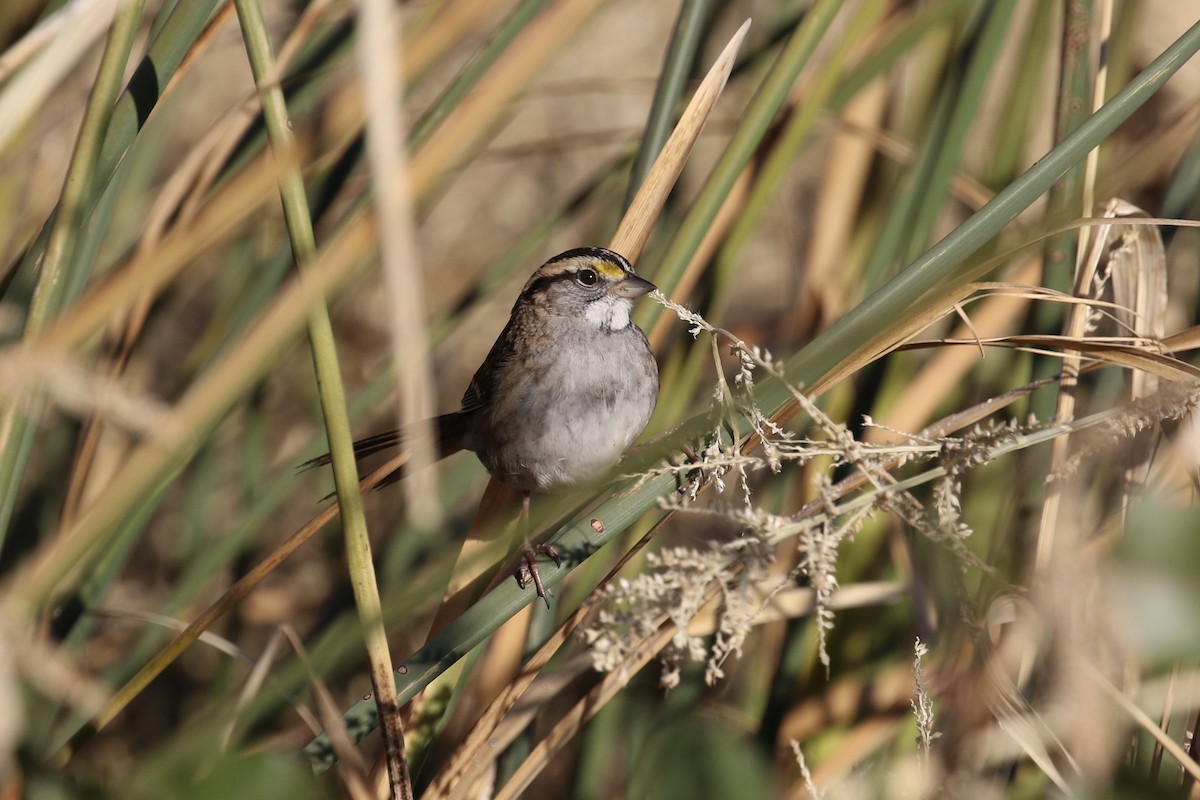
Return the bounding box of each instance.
[514,542,562,608]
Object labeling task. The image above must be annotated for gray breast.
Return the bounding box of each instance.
[473,320,657,491]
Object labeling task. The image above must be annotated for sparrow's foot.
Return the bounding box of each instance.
[673,444,710,493]
[514,541,562,608]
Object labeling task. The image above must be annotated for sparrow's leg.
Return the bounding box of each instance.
[514,491,561,608]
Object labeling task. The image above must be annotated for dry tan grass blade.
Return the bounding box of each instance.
[1103,201,1170,494]
[906,335,1198,383]
[609,18,751,259]
[1102,201,1168,387]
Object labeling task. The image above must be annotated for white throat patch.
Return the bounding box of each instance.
[585,296,632,331]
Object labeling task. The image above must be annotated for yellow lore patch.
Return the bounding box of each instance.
[592,259,627,279]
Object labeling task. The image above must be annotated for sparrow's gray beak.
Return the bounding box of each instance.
[611,274,656,299]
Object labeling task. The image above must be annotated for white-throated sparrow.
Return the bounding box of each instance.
[311,247,659,602]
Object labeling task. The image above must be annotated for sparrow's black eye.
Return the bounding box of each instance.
[576,268,598,287]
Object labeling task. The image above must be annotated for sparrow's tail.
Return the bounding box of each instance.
[300,412,469,491]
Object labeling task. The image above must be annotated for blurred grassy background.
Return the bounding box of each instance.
[2,0,1200,797]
